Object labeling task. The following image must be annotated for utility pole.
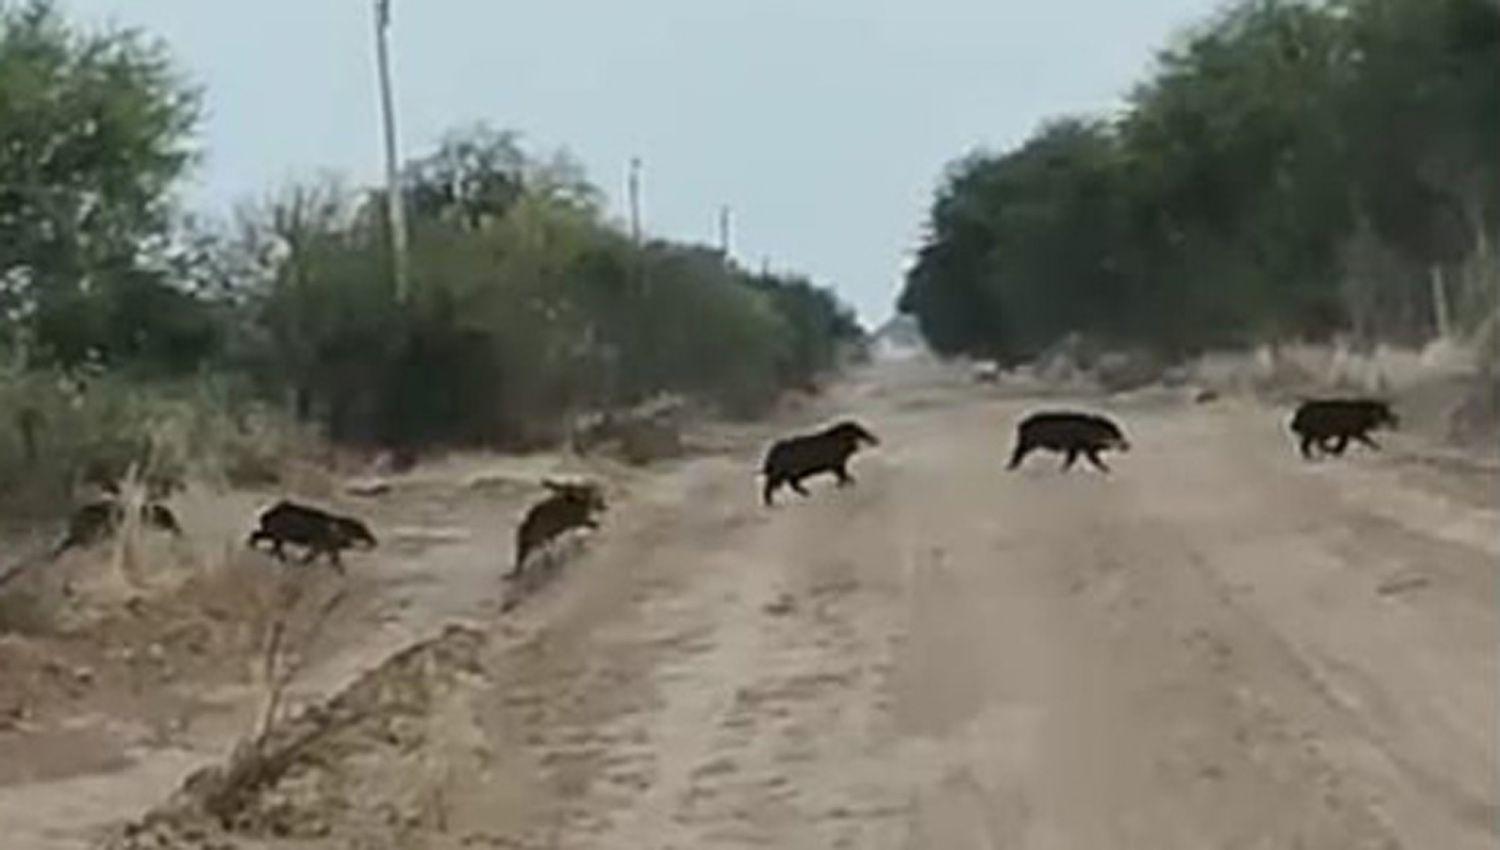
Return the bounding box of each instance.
[373,0,411,304]
[627,157,643,247]
[1430,264,1452,340]
[626,156,649,396]
[718,205,732,258]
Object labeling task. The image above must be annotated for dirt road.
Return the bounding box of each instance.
[391,358,1495,849]
[9,357,1500,849]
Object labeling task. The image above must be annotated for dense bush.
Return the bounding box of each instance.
[898,0,1499,362]
[0,365,303,525]
[0,1,863,498]
[217,131,863,447]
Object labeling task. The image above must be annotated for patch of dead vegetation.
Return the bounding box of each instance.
[0,499,366,776]
[100,623,491,850]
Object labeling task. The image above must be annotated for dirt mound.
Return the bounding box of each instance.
[1093,348,1165,394]
[101,623,490,850]
[1447,376,1500,447]
[1033,331,1101,384]
[1019,334,1168,395]
[571,395,688,465]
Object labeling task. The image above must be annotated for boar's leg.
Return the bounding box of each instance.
[258,536,288,561]
[762,476,782,507]
[1322,435,1349,456]
[1061,448,1080,471]
[1298,433,1319,459]
[510,536,532,579]
[1006,441,1032,470]
[1085,448,1111,473]
[789,477,811,497]
[835,463,854,487]
[1353,431,1381,451]
[327,547,346,576]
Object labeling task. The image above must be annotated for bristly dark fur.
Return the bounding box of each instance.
[1289,398,1398,459]
[760,419,880,506]
[511,480,607,578]
[1007,410,1131,473]
[248,500,377,574]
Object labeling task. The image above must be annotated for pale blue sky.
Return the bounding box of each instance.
[65,0,1215,324]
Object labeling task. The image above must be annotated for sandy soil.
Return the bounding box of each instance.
[5,355,1499,849]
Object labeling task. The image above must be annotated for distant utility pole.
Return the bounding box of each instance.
[1430,264,1452,339]
[627,157,643,247]
[718,205,732,258]
[373,0,411,304]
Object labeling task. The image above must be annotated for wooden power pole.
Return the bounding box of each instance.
[1430,264,1452,340]
[373,0,411,303]
[628,157,643,247]
[718,205,731,258]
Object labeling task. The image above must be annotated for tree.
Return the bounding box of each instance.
[898,0,1500,358]
[0,0,203,370]
[233,129,862,447]
[403,123,598,233]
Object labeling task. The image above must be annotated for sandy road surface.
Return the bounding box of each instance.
[9,357,1500,849]
[420,359,1495,849]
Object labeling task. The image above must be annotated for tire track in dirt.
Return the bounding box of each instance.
[76,359,1500,849]
[459,450,915,849]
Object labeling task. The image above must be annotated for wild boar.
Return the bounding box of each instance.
[760,420,880,506]
[78,459,184,502]
[248,500,377,573]
[511,479,607,579]
[1007,410,1130,473]
[1289,398,1398,459]
[52,498,182,559]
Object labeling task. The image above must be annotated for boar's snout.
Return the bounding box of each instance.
[342,520,378,549]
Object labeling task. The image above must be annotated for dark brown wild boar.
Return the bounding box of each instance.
[247,500,377,574]
[760,420,880,506]
[511,479,607,579]
[1289,398,1397,459]
[1007,410,1130,473]
[52,498,182,559]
